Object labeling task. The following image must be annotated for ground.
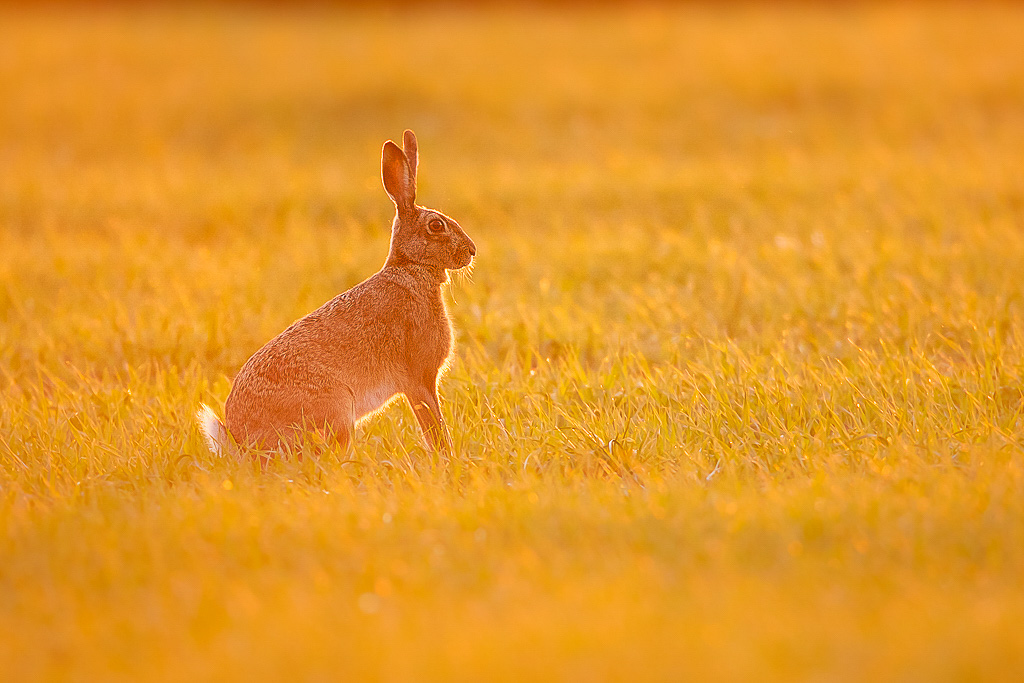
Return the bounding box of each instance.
[1,4,1023,681]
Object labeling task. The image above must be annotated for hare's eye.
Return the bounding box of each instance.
[428,218,446,234]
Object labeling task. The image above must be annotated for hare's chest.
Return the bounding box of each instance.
[424,312,454,370]
[407,301,453,372]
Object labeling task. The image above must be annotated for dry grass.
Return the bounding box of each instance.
[2,4,1024,681]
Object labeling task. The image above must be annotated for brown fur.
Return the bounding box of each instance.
[199,130,475,456]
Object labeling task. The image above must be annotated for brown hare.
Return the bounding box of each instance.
[197,130,476,458]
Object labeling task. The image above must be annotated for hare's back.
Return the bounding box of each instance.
[228,278,403,395]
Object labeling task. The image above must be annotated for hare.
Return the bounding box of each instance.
[197,130,476,458]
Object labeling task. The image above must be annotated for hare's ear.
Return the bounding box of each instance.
[403,129,418,181]
[382,140,415,211]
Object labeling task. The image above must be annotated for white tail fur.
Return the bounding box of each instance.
[196,404,230,456]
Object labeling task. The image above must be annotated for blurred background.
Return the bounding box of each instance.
[4,2,1019,241]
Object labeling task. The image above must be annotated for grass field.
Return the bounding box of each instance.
[2,4,1024,681]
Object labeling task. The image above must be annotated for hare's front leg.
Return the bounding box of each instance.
[405,384,453,454]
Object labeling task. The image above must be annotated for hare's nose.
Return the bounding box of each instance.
[468,240,477,257]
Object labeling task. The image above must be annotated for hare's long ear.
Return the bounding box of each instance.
[403,129,418,181]
[382,140,415,211]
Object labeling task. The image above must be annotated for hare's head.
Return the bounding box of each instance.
[382,130,476,276]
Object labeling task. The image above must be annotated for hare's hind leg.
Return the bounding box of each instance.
[272,386,356,460]
[405,384,453,455]
[304,385,357,452]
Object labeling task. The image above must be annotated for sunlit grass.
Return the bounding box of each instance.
[1,4,1023,681]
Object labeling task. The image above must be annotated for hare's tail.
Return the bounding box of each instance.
[196,404,231,457]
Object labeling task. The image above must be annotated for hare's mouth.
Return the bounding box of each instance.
[450,250,475,271]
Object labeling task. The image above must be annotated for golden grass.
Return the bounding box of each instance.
[2,4,1024,681]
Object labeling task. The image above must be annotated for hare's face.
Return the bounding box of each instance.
[381,130,476,274]
[394,207,476,271]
